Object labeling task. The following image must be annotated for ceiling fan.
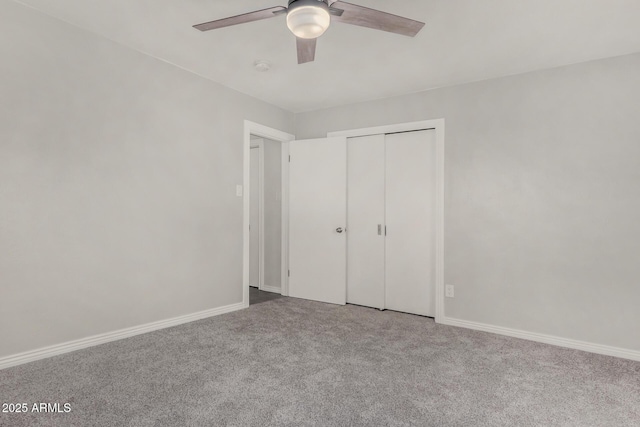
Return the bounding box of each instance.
[193,0,425,64]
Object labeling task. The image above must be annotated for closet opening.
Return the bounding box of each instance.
[346,129,437,317]
[328,119,445,322]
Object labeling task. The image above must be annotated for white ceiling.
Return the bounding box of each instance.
[15,0,640,112]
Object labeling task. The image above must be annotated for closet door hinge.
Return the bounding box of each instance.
[288,270,290,277]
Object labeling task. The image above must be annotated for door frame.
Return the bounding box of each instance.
[243,121,295,307]
[327,119,445,323]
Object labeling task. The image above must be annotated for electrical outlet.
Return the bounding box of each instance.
[445,284,455,298]
[236,185,243,197]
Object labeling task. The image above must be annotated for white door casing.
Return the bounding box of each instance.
[288,137,347,305]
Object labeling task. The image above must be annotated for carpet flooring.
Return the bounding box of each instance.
[1,297,639,426]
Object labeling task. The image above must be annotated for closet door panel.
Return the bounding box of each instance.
[347,135,386,309]
[385,130,436,316]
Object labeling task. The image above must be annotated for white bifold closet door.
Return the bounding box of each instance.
[346,129,436,317]
[347,135,386,309]
[385,130,436,316]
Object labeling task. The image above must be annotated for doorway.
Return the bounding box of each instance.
[249,136,286,305]
[243,121,295,308]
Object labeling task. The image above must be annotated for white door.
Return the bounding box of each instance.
[288,137,347,305]
[249,147,260,287]
[385,130,436,316]
[347,135,386,309]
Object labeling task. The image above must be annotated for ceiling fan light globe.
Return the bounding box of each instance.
[286,4,331,39]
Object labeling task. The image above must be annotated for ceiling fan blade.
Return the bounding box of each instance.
[330,2,424,37]
[193,6,287,32]
[296,37,317,64]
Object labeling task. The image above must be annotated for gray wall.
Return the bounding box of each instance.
[0,2,293,358]
[262,139,282,291]
[296,52,640,352]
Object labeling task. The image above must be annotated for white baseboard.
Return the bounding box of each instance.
[0,302,245,371]
[440,316,640,362]
[261,285,281,294]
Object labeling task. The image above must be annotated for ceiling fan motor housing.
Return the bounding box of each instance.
[286,0,332,39]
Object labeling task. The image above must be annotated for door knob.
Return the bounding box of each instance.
[336,227,344,233]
